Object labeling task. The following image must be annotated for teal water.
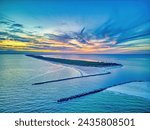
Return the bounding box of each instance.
[0,54,150,112]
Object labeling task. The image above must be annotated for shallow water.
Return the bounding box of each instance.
[0,54,150,112]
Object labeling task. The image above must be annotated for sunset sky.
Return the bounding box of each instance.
[0,0,150,54]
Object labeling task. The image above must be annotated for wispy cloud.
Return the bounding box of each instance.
[11,23,24,28]
[0,16,150,53]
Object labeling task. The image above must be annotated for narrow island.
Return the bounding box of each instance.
[26,55,122,67]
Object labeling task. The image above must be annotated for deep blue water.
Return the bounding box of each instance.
[0,54,150,112]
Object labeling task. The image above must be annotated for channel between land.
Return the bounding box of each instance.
[26,54,122,85]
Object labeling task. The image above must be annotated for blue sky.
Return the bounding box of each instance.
[0,0,150,54]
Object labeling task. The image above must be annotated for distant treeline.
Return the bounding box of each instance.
[26,55,122,67]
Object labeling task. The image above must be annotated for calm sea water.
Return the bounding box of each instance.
[0,54,150,112]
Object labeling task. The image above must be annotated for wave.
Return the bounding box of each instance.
[107,82,150,100]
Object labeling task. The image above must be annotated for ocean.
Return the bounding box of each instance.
[0,54,150,112]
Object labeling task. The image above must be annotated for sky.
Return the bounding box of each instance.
[0,0,150,54]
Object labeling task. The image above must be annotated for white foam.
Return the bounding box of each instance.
[107,82,150,100]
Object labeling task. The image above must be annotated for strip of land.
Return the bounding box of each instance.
[26,55,122,67]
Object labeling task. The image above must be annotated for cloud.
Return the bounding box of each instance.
[44,33,73,43]
[0,15,150,53]
[34,26,42,29]
[0,31,34,42]
[11,24,24,28]
[9,28,24,33]
[0,32,8,36]
[0,21,10,25]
